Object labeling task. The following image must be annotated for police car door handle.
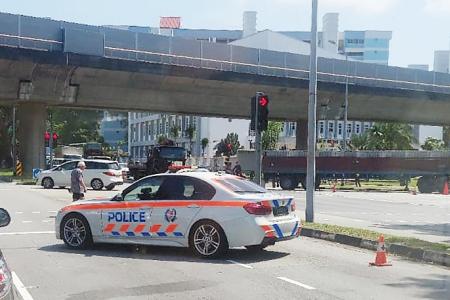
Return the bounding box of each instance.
[187,204,200,208]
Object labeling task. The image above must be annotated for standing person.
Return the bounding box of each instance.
[355,173,362,188]
[71,161,87,201]
[232,161,243,177]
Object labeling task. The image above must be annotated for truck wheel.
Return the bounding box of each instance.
[299,176,321,190]
[417,176,434,194]
[279,175,299,190]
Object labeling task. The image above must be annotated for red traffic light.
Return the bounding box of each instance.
[44,132,50,141]
[259,96,268,107]
[52,133,58,141]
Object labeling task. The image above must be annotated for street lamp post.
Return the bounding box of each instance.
[306,0,318,223]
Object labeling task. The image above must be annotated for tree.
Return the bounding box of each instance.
[169,125,180,144]
[214,133,240,157]
[444,126,450,148]
[421,137,446,150]
[185,124,196,152]
[48,108,103,145]
[366,123,416,150]
[262,121,283,150]
[158,135,168,145]
[201,138,209,156]
[349,132,369,150]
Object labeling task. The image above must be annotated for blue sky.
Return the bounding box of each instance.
[1,0,449,68]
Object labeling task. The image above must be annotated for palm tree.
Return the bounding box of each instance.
[169,125,180,145]
[185,125,195,153]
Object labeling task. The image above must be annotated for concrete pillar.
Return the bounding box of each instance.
[17,103,46,177]
[295,119,308,150]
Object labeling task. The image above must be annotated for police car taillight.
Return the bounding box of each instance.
[0,257,12,298]
[243,202,272,215]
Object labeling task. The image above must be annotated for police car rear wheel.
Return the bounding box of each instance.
[61,214,93,249]
[42,177,54,189]
[190,221,227,258]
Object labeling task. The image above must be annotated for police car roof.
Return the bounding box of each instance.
[162,171,236,180]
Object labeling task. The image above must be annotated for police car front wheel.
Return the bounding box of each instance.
[61,214,93,249]
[189,220,227,258]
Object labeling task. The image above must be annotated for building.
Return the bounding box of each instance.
[128,113,250,162]
[434,50,450,73]
[339,31,392,65]
[99,111,128,151]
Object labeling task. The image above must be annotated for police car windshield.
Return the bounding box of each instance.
[218,177,266,193]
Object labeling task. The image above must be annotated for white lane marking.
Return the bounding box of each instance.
[226,260,254,269]
[398,220,407,223]
[0,231,54,236]
[48,210,57,214]
[15,212,24,214]
[277,277,316,290]
[12,271,34,300]
[42,220,53,223]
[31,212,40,214]
[22,221,32,223]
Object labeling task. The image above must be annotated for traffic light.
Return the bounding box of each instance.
[52,132,58,147]
[44,131,50,147]
[250,92,269,133]
[258,93,269,131]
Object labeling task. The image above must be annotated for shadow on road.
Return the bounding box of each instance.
[38,243,289,264]
[385,274,450,300]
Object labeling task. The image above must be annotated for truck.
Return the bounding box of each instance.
[128,145,187,180]
[238,150,450,193]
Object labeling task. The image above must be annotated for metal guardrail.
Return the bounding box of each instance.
[1,12,450,95]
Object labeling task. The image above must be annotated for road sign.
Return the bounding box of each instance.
[32,168,42,179]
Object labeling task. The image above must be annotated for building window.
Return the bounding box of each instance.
[347,123,352,134]
[158,121,162,135]
[338,123,343,136]
[355,124,361,134]
[364,123,370,132]
[319,121,325,134]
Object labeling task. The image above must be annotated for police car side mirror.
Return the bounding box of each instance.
[113,194,123,202]
[0,208,11,227]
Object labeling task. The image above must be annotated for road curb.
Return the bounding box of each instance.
[300,228,450,267]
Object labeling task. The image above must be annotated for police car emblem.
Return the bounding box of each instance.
[165,208,177,222]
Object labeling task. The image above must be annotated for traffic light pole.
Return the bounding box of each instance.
[49,112,53,168]
[306,0,318,223]
[254,93,262,186]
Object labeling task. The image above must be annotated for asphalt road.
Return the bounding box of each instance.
[272,188,450,244]
[0,182,449,300]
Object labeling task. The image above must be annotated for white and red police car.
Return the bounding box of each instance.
[55,172,301,258]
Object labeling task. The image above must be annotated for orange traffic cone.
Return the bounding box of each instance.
[442,181,449,195]
[369,235,392,267]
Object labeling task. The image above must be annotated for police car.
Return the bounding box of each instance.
[55,172,301,258]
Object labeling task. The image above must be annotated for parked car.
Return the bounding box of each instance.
[37,159,123,190]
[0,208,15,300]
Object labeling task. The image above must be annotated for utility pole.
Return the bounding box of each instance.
[343,54,349,151]
[306,0,318,223]
[12,106,16,175]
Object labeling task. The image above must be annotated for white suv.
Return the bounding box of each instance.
[38,159,123,190]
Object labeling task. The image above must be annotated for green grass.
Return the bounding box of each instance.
[0,169,13,177]
[303,222,450,253]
